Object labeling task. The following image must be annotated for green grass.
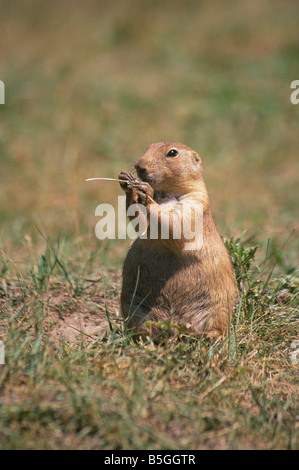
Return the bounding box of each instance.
[0,234,298,450]
[0,0,298,450]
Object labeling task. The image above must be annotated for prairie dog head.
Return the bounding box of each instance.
[134,142,204,195]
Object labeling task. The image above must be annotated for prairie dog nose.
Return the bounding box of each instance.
[134,160,148,180]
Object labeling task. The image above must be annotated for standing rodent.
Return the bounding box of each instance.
[118,142,237,340]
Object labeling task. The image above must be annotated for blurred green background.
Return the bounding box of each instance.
[1,0,298,266]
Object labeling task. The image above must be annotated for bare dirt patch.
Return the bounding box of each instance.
[0,272,123,345]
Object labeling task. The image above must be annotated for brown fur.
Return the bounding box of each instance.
[119,142,237,340]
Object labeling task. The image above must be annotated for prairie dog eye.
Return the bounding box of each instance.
[166,149,179,158]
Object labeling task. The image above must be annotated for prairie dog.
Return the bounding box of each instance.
[118,142,237,339]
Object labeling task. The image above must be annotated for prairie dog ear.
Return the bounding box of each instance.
[192,151,202,169]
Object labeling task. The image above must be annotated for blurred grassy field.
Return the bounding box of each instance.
[0,0,298,450]
[1,0,299,263]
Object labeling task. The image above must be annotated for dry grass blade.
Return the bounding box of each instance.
[85,177,156,203]
[85,177,124,182]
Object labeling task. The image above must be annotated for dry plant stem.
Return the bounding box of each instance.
[85,177,155,203]
[85,177,124,182]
